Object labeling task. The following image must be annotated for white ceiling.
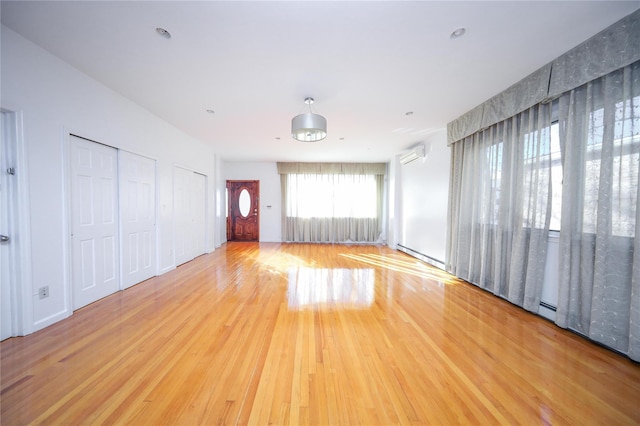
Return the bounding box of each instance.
[2,1,639,162]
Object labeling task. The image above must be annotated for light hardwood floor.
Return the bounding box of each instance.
[1,243,639,425]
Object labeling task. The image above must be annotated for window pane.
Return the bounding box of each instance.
[286,174,377,218]
[582,97,640,237]
[239,188,251,217]
[550,122,562,231]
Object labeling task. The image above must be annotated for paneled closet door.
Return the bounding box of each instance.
[70,136,119,310]
[119,151,156,289]
[174,166,206,266]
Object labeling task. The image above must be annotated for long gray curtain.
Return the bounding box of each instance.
[447,104,553,312]
[556,61,640,361]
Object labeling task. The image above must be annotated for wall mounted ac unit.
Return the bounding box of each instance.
[399,144,426,165]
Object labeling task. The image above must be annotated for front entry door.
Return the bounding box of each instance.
[227,180,259,241]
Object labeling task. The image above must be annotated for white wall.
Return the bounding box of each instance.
[223,161,281,243]
[397,130,450,265]
[214,155,226,248]
[1,26,217,333]
[386,159,399,249]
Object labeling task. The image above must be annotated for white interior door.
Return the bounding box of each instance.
[119,151,156,289]
[70,136,119,310]
[1,112,13,340]
[174,166,206,266]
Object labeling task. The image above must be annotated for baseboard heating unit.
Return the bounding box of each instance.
[397,244,445,270]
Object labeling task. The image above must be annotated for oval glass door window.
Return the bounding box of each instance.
[239,188,251,217]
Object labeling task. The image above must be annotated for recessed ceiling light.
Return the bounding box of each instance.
[450,27,466,40]
[206,109,215,114]
[156,27,171,39]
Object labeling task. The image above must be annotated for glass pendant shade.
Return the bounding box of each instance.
[291,112,327,142]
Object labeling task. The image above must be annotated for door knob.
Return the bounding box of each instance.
[0,235,9,243]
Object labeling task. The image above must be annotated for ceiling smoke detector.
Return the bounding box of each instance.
[450,27,466,39]
[156,27,171,39]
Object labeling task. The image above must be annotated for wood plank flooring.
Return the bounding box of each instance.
[1,243,639,425]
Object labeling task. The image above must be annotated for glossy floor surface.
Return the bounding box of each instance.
[2,243,639,425]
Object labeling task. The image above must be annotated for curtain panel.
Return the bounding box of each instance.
[556,61,640,361]
[447,104,553,312]
[278,163,386,243]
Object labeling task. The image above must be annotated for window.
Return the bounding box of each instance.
[521,120,561,231]
[483,140,503,226]
[285,173,378,219]
[447,103,554,309]
[581,97,640,237]
[518,108,637,234]
[549,122,562,231]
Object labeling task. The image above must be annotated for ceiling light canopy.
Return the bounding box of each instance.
[291,97,327,142]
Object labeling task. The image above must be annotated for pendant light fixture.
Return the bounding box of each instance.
[291,97,327,142]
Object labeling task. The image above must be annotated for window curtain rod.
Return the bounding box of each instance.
[277,162,387,175]
[447,8,640,145]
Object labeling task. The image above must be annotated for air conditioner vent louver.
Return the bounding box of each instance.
[400,144,426,165]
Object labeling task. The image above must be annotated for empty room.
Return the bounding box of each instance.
[1,1,639,424]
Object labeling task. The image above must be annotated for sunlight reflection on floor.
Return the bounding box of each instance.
[255,250,316,276]
[339,252,460,285]
[251,245,460,310]
[287,267,375,310]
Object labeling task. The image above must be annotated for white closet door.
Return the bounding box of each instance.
[174,166,206,266]
[70,136,119,310]
[119,151,156,289]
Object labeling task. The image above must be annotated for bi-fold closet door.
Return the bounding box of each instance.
[173,166,206,266]
[119,150,156,289]
[69,136,156,310]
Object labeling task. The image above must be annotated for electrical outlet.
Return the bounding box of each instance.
[38,286,49,299]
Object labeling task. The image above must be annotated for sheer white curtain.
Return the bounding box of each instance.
[447,104,553,312]
[280,168,384,243]
[556,61,640,361]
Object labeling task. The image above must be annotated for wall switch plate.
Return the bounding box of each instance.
[38,286,49,299]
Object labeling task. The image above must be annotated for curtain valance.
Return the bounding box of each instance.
[277,162,387,175]
[447,8,640,145]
